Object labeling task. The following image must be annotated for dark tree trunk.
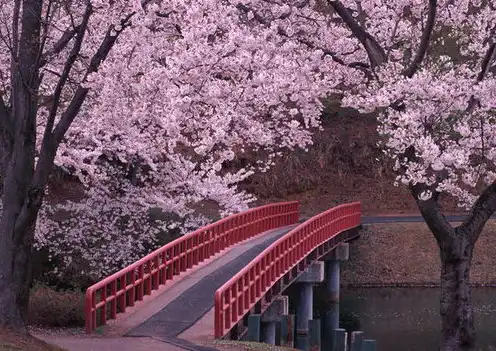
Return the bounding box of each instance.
[0,155,44,330]
[438,238,476,351]
[0,0,132,332]
[0,202,38,330]
[411,182,496,351]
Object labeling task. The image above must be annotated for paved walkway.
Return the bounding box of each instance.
[127,227,292,339]
[36,335,191,351]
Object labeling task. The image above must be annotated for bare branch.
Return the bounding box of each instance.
[10,0,21,92]
[37,0,57,67]
[293,36,372,79]
[458,181,496,244]
[402,0,437,78]
[42,2,92,142]
[51,12,135,146]
[327,0,386,68]
[465,43,496,114]
[385,16,402,59]
[11,0,21,58]
[410,182,455,244]
[476,42,496,82]
[0,96,12,155]
[39,25,80,67]
[355,0,366,27]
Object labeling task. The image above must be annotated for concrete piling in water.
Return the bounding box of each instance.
[261,321,276,345]
[308,319,321,351]
[333,328,347,351]
[323,243,349,303]
[363,339,377,351]
[323,303,340,349]
[247,314,261,342]
[295,261,324,334]
[297,282,313,333]
[261,296,288,345]
[245,244,380,351]
[350,331,364,351]
[280,314,295,347]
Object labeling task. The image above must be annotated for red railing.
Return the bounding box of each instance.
[214,202,361,338]
[85,201,299,333]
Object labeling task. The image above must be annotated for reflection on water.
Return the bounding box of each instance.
[284,285,496,350]
[339,287,496,350]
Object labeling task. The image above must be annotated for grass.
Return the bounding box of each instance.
[341,222,496,286]
[0,328,67,351]
[199,339,300,351]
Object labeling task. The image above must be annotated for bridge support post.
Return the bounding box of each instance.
[295,262,324,335]
[247,314,261,342]
[322,243,349,349]
[261,296,288,345]
[309,319,321,351]
[324,243,349,303]
[280,314,295,347]
[262,322,276,345]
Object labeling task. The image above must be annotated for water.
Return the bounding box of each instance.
[284,285,496,350]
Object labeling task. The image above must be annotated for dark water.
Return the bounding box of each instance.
[284,285,496,350]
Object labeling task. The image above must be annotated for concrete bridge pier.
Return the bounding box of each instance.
[324,243,349,304]
[295,261,324,336]
[322,243,349,349]
[262,322,276,345]
[261,296,288,345]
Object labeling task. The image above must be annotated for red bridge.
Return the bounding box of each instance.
[83,201,362,349]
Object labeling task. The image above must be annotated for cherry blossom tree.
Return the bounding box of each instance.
[329,1,496,350]
[0,0,346,331]
[208,0,495,349]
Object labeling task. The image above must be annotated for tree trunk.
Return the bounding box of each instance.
[0,165,42,331]
[0,210,35,331]
[439,239,476,351]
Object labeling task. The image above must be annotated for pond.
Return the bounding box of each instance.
[284,285,496,350]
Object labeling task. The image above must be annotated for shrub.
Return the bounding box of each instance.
[29,284,85,328]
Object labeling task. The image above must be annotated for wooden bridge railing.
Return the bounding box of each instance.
[85,201,299,333]
[214,202,361,338]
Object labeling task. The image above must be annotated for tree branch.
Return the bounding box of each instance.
[410,182,455,244]
[43,3,92,139]
[39,25,81,67]
[327,0,386,68]
[0,96,12,171]
[11,0,21,58]
[458,181,496,244]
[402,0,437,78]
[51,13,135,146]
[465,43,496,114]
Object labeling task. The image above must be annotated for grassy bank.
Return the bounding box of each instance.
[341,222,496,286]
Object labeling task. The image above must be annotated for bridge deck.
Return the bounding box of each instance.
[110,225,297,345]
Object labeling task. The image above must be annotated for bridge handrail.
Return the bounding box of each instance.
[214,202,361,338]
[85,201,299,333]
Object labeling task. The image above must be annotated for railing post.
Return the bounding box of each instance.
[84,290,94,334]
